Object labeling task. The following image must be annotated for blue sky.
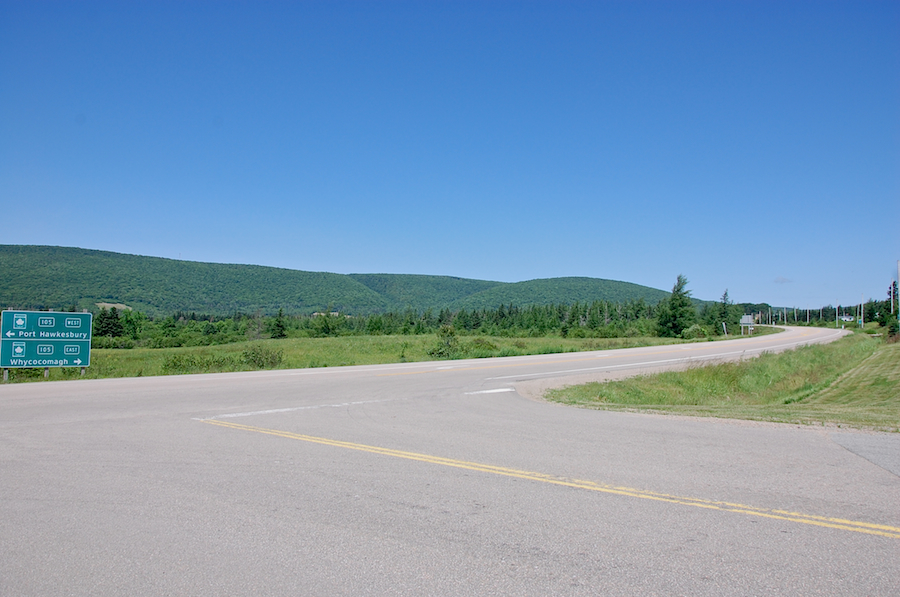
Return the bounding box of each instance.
[2,1,898,308]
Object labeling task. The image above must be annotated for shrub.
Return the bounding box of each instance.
[91,336,135,349]
[241,345,284,369]
[681,324,708,340]
[887,320,899,338]
[161,353,238,374]
[464,337,499,358]
[468,338,498,351]
[146,337,185,349]
[427,325,459,358]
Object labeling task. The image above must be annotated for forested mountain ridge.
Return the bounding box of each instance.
[348,273,502,311]
[1,245,673,317]
[1,246,387,316]
[447,277,670,311]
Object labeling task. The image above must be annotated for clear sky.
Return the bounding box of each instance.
[2,1,898,308]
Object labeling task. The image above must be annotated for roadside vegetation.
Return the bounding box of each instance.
[4,274,897,424]
[546,332,900,432]
[5,334,701,382]
[81,274,798,350]
[3,274,767,382]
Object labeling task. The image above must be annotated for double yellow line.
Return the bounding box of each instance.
[202,419,900,540]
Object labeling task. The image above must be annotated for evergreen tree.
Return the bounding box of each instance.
[702,289,741,335]
[121,309,145,340]
[657,275,695,338]
[312,310,341,337]
[94,308,109,337]
[270,308,287,339]
[94,307,125,337]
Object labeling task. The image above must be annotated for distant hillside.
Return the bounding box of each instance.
[0,245,674,317]
[348,274,501,311]
[448,277,671,310]
[0,246,388,317]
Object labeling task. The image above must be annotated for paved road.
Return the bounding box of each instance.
[2,326,897,595]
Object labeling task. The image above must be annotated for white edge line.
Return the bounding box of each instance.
[486,334,838,381]
[193,398,391,421]
[464,388,515,395]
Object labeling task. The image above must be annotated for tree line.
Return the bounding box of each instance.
[85,277,900,349]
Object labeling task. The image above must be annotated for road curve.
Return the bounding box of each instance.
[2,326,898,596]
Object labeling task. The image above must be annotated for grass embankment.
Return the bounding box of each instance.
[546,333,899,431]
[5,334,695,382]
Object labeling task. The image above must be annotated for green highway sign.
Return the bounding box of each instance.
[1,310,92,368]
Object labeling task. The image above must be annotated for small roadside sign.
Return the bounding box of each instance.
[1,311,93,368]
[739,314,755,336]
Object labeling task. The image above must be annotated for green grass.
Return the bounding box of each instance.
[3,333,706,382]
[546,333,899,431]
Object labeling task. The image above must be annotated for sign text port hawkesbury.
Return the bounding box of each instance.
[1,311,93,368]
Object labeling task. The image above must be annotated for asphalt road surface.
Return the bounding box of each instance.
[2,326,898,596]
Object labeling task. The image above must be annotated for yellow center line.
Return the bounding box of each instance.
[201,419,900,540]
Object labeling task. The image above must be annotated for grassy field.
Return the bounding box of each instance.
[546,333,899,431]
[4,333,704,383]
